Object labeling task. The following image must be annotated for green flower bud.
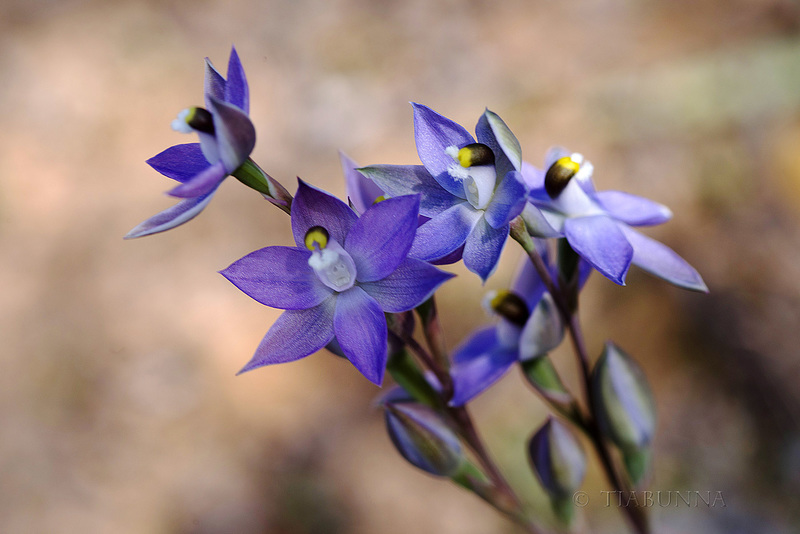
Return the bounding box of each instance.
[528,417,586,500]
[385,403,463,477]
[592,342,656,452]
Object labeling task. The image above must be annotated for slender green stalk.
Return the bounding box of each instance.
[510,218,650,534]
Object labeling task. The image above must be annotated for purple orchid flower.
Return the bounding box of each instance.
[220,180,454,385]
[450,249,591,406]
[126,47,255,238]
[359,104,528,282]
[521,148,707,292]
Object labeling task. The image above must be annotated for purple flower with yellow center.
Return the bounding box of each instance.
[359,104,528,282]
[126,47,255,238]
[521,148,707,292]
[450,252,591,406]
[221,180,454,385]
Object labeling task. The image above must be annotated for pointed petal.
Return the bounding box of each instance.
[334,287,387,385]
[412,103,474,198]
[220,246,334,310]
[451,327,516,405]
[596,191,673,227]
[519,293,565,360]
[124,192,215,239]
[207,96,256,173]
[146,143,208,183]
[475,109,522,177]
[521,160,545,189]
[511,256,547,307]
[484,170,527,229]
[167,160,227,198]
[409,202,481,261]
[204,57,226,107]
[620,226,708,292]
[346,195,420,282]
[341,152,384,214]
[463,217,509,282]
[360,258,454,313]
[358,164,461,217]
[224,46,249,113]
[239,300,336,374]
[291,180,358,248]
[564,216,632,285]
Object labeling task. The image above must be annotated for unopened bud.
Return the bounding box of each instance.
[592,342,656,451]
[528,417,586,499]
[385,403,463,477]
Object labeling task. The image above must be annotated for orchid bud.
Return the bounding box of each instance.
[528,417,587,499]
[592,342,656,452]
[385,403,463,477]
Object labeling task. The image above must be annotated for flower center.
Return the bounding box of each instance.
[544,154,583,198]
[171,107,215,135]
[445,143,497,210]
[305,226,357,292]
[483,289,530,327]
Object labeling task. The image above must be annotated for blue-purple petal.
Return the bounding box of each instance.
[463,217,509,282]
[564,215,632,286]
[146,143,210,183]
[334,287,388,385]
[291,180,358,248]
[412,103,474,198]
[204,58,226,107]
[346,195,420,282]
[510,257,547,308]
[620,225,708,292]
[167,160,227,198]
[484,171,527,229]
[596,191,673,227]
[224,46,249,113]
[360,258,454,313]
[220,246,334,310]
[358,164,462,217]
[341,152,385,214]
[450,327,517,405]
[124,192,216,239]
[475,109,522,178]
[409,202,482,261]
[207,96,256,173]
[238,300,336,374]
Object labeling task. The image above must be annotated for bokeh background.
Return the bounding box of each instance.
[1,0,799,532]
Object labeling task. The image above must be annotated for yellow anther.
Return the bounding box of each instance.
[487,290,529,327]
[304,226,329,251]
[372,195,387,204]
[544,155,581,198]
[456,143,495,168]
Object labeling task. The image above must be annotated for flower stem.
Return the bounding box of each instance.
[510,218,650,534]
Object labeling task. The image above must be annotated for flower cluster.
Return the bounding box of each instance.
[129,47,707,534]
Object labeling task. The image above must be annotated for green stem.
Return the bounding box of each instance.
[510,217,650,534]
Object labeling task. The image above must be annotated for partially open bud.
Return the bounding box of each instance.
[592,342,656,452]
[482,289,529,327]
[384,402,463,477]
[528,418,586,499]
[544,154,583,198]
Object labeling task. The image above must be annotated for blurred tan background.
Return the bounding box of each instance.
[1,0,799,532]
